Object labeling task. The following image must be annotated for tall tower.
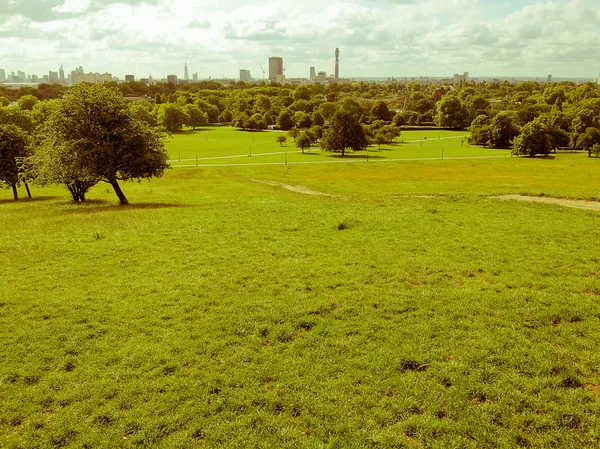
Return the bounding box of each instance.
[335,47,339,79]
[184,63,189,81]
[268,57,284,82]
[59,65,65,83]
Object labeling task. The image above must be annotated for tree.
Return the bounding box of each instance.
[158,103,188,133]
[370,101,391,121]
[276,135,287,147]
[288,127,300,141]
[489,112,519,148]
[576,127,600,156]
[512,116,552,157]
[296,132,312,153]
[374,132,387,149]
[277,109,294,130]
[468,115,491,146]
[0,124,29,201]
[184,104,208,130]
[321,111,368,157]
[435,95,469,129]
[17,95,38,111]
[35,84,169,205]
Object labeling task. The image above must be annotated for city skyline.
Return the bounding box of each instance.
[0,0,599,79]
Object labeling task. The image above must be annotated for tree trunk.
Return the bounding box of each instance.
[24,182,32,198]
[11,183,18,201]
[110,179,129,205]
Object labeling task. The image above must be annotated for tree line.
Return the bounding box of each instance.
[3,78,600,202]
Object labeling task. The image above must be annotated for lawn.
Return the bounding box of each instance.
[1,145,600,448]
[165,127,505,167]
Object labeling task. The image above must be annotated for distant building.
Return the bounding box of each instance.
[335,47,339,79]
[140,78,149,85]
[239,69,251,82]
[84,73,97,83]
[315,71,328,84]
[0,69,5,82]
[17,70,26,81]
[184,63,189,81]
[193,72,198,81]
[310,66,316,81]
[59,65,65,83]
[74,73,85,83]
[125,74,135,82]
[167,74,178,85]
[49,71,59,83]
[453,72,469,83]
[269,57,283,82]
[547,74,552,83]
[101,73,112,83]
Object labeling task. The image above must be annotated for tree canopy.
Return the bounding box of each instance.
[34,84,169,205]
[321,111,368,156]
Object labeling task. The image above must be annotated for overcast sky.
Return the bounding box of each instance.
[1,0,599,80]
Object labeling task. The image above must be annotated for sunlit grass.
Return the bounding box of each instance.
[1,153,600,448]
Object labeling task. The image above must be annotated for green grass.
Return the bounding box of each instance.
[1,149,600,448]
[165,127,503,167]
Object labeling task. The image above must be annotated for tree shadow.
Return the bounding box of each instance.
[58,200,190,214]
[235,129,266,133]
[0,196,60,205]
[176,128,217,135]
[328,154,387,160]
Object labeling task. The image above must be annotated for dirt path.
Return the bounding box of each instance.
[492,195,600,211]
[249,179,337,197]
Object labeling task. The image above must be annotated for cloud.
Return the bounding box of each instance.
[52,0,91,14]
[1,0,600,79]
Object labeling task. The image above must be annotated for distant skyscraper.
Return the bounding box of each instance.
[193,72,198,81]
[184,63,189,81]
[17,70,26,81]
[49,71,59,83]
[547,74,552,83]
[167,74,178,85]
[310,66,316,81]
[102,73,112,83]
[239,69,251,82]
[59,65,65,83]
[0,69,5,82]
[335,47,339,79]
[125,74,135,82]
[269,57,283,82]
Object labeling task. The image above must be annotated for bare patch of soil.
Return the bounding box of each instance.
[491,195,600,211]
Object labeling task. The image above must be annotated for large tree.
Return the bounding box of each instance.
[435,95,469,129]
[35,84,169,205]
[512,117,552,157]
[321,111,368,157]
[489,112,519,148]
[0,124,29,201]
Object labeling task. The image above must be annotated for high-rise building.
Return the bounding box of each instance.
[125,75,135,82]
[269,57,283,82]
[167,74,178,85]
[59,65,65,83]
[334,47,339,79]
[17,70,26,81]
[193,72,198,81]
[0,69,5,82]
[102,73,112,83]
[49,71,59,83]
[184,63,189,81]
[310,66,316,81]
[547,74,552,83]
[239,69,251,82]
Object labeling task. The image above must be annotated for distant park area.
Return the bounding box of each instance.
[2,145,600,448]
[165,126,504,167]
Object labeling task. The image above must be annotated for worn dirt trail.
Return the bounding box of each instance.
[492,195,600,211]
[249,179,337,196]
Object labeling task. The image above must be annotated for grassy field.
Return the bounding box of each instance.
[165,127,505,167]
[1,132,600,448]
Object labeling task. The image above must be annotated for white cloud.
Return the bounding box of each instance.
[52,0,91,14]
[1,0,599,79]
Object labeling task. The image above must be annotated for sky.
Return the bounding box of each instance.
[1,0,599,80]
